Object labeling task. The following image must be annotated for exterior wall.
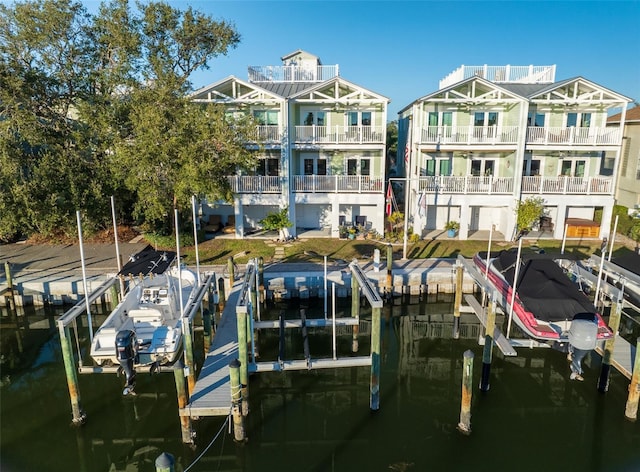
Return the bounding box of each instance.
[615,122,640,210]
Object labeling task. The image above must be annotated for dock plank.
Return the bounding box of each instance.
[184,280,242,417]
[595,335,636,380]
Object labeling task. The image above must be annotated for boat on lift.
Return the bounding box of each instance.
[473,249,613,345]
[90,246,197,383]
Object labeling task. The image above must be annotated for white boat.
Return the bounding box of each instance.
[90,246,197,371]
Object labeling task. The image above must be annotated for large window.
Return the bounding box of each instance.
[567,112,591,127]
[424,158,451,176]
[346,158,369,175]
[471,159,495,176]
[560,159,586,177]
[303,111,325,126]
[304,157,327,175]
[253,110,278,125]
[474,112,498,127]
[348,111,372,126]
[528,112,545,127]
[428,112,452,127]
[257,158,279,176]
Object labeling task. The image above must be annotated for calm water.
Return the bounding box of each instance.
[1,296,639,472]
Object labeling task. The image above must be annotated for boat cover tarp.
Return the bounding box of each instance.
[492,249,596,322]
[611,252,640,277]
[119,245,176,277]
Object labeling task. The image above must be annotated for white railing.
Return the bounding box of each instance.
[521,176,612,195]
[439,65,556,89]
[417,176,514,194]
[526,126,621,146]
[420,125,519,145]
[251,125,281,143]
[292,175,383,193]
[229,176,281,193]
[294,125,385,144]
[247,65,339,83]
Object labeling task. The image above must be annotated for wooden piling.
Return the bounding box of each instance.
[173,360,193,443]
[60,325,86,425]
[236,309,249,416]
[4,261,16,310]
[386,244,393,300]
[351,272,360,353]
[229,359,246,442]
[624,337,640,422]
[453,265,463,339]
[183,318,196,395]
[218,276,226,312]
[227,257,235,285]
[480,294,496,392]
[278,311,285,366]
[258,257,265,303]
[598,302,622,393]
[155,452,175,472]
[300,309,311,368]
[109,283,119,308]
[457,350,474,435]
[370,306,381,411]
[203,309,212,353]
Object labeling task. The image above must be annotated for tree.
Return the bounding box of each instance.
[514,196,545,238]
[386,120,398,179]
[259,207,293,241]
[0,0,250,240]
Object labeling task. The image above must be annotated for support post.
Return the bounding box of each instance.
[480,293,496,392]
[183,318,196,395]
[598,301,622,393]
[258,256,265,304]
[109,283,119,309]
[300,309,311,368]
[4,261,16,310]
[351,271,360,353]
[59,323,85,425]
[457,350,474,435]
[624,337,640,422]
[218,277,226,312]
[278,311,285,367]
[370,306,381,411]
[386,244,393,300]
[155,453,175,472]
[227,257,235,286]
[237,309,249,416]
[203,309,212,354]
[229,359,246,441]
[173,360,193,443]
[453,264,463,339]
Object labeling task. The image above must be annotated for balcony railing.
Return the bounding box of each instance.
[293,175,383,193]
[249,125,282,143]
[439,65,556,89]
[248,65,339,83]
[521,176,612,195]
[293,125,385,144]
[417,176,514,194]
[526,127,621,146]
[420,126,519,145]
[229,176,281,193]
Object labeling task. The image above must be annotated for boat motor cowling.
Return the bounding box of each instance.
[116,329,137,394]
[569,313,598,350]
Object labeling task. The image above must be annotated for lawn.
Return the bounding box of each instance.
[179,236,635,265]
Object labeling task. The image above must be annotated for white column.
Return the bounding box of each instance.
[554,203,567,240]
[331,196,341,237]
[234,197,244,239]
[459,203,470,240]
[599,202,613,242]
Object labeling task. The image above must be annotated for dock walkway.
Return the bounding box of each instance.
[183,280,242,417]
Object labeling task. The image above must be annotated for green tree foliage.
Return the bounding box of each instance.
[0,0,249,241]
[515,196,546,233]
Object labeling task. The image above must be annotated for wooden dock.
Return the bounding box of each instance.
[182,280,242,417]
[595,335,636,380]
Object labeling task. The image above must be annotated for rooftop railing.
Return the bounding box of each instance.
[439,65,556,89]
[248,65,339,83]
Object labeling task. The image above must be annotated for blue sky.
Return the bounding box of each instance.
[81,1,640,115]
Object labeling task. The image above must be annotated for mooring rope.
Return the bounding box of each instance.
[183,409,231,472]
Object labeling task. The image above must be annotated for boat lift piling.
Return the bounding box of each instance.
[173,360,193,443]
[3,261,16,311]
[457,350,474,435]
[385,244,393,301]
[452,263,463,339]
[598,300,623,393]
[229,358,246,442]
[624,337,639,422]
[351,268,360,352]
[480,292,497,392]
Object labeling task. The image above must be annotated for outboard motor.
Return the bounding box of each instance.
[116,329,138,395]
[569,313,598,350]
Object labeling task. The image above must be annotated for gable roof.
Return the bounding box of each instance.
[257,82,318,98]
[608,105,640,123]
[289,76,389,102]
[189,76,285,101]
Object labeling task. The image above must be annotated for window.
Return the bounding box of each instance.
[303,111,325,126]
[566,112,591,128]
[257,158,279,176]
[423,158,451,176]
[471,159,494,176]
[348,111,373,126]
[317,159,327,175]
[304,159,314,175]
[253,110,278,125]
[474,112,498,127]
[361,159,370,176]
[522,159,540,176]
[347,159,358,175]
[428,112,452,127]
[561,160,572,176]
[303,157,327,175]
[528,112,545,127]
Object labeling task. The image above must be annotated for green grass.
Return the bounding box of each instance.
[173,236,637,265]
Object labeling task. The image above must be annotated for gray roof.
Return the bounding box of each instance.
[257,82,317,98]
[497,83,554,98]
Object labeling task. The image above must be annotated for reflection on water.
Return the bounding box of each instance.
[1,296,638,472]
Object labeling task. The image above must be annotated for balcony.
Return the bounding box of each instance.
[293,125,385,145]
[419,126,519,145]
[521,176,612,195]
[293,175,383,193]
[229,176,281,193]
[248,65,339,83]
[439,65,556,89]
[526,127,621,146]
[249,125,282,143]
[417,176,514,194]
